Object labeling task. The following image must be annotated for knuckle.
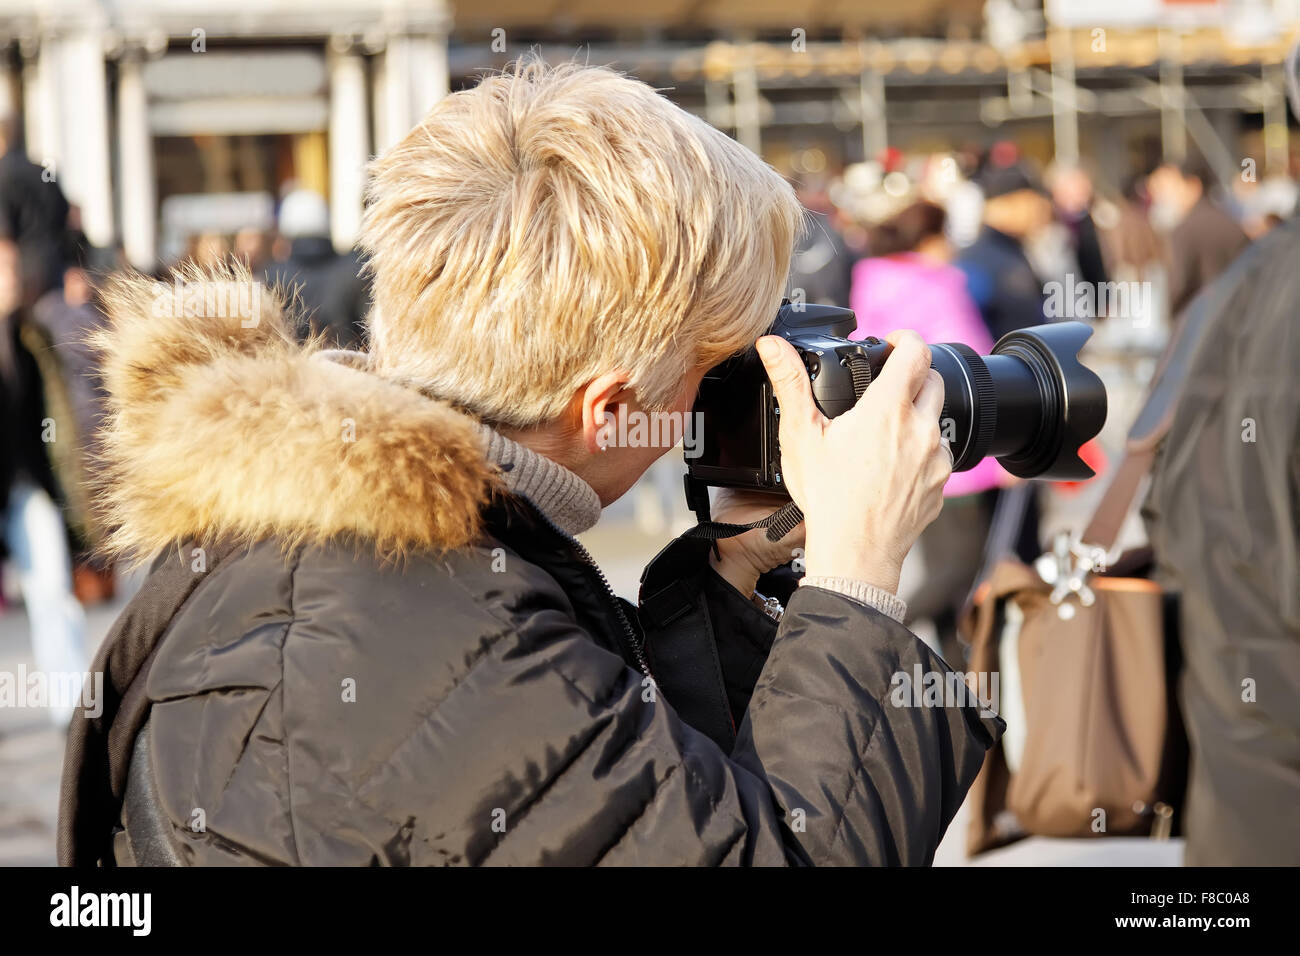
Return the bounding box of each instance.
[926,422,942,451]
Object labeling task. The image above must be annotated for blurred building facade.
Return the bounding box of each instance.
[0,0,451,269]
[0,0,1297,272]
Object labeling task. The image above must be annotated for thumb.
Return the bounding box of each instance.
[756,335,819,424]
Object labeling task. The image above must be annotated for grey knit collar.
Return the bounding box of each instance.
[480,427,602,536]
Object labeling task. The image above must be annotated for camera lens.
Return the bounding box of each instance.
[686,304,1109,497]
[929,321,1107,480]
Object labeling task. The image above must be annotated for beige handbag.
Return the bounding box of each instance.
[960,439,1187,854]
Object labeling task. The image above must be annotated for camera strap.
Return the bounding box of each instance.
[681,474,805,543]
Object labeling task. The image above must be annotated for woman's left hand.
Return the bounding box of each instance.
[708,488,806,598]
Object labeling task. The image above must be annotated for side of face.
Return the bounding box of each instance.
[1051,168,1093,214]
[576,366,708,507]
[1146,166,1175,205]
[985,190,1052,237]
[1148,166,1201,214]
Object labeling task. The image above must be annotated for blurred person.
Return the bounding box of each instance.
[954,161,1053,342]
[232,226,272,273]
[264,188,368,348]
[788,174,853,306]
[1142,46,1300,866]
[0,239,87,727]
[849,200,1006,654]
[1236,177,1298,239]
[188,231,230,269]
[944,144,986,249]
[30,239,115,603]
[1095,175,1166,280]
[62,62,998,867]
[1146,159,1248,318]
[1092,175,1168,333]
[1045,161,1108,291]
[1144,204,1300,866]
[0,114,70,305]
[851,199,995,372]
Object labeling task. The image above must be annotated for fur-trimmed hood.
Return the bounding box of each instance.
[93,264,499,562]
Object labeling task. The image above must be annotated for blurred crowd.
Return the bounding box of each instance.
[783,139,1291,654]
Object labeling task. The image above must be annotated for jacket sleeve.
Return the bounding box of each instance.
[490,579,999,866]
[732,585,1003,864]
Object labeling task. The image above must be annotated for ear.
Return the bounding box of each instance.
[578,370,635,455]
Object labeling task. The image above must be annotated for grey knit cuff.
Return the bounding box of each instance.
[799,576,908,623]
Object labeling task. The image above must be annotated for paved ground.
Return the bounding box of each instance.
[0,586,137,866]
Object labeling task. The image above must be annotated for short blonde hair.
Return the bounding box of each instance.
[360,60,802,428]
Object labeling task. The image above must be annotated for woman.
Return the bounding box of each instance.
[61,63,999,866]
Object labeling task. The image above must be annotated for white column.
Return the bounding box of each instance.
[22,42,60,173]
[373,30,450,154]
[117,54,156,270]
[407,33,449,119]
[376,37,410,154]
[329,45,369,252]
[54,31,115,248]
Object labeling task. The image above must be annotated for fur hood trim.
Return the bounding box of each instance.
[93,264,499,563]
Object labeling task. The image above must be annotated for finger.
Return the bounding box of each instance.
[931,422,954,480]
[934,435,954,478]
[914,368,945,421]
[876,331,933,401]
[756,335,822,425]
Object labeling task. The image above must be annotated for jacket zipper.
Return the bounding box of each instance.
[529,508,653,681]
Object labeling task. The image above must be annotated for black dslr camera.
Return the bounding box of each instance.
[686,302,1107,502]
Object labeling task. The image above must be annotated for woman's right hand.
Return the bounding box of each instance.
[755,330,951,596]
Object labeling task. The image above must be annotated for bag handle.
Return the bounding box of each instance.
[1080,445,1156,552]
[1079,246,1256,552]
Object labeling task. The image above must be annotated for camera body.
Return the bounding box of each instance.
[686,304,888,493]
[687,301,1107,495]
